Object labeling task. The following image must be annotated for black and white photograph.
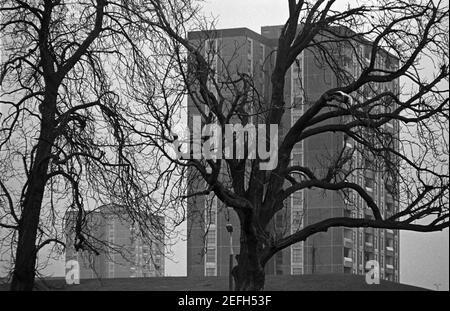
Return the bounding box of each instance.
[0,0,448,304]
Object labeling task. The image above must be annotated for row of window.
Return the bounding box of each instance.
[289,53,306,271]
[204,193,217,276]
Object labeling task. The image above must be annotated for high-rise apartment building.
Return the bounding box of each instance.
[65,204,164,279]
[186,28,275,277]
[186,25,400,282]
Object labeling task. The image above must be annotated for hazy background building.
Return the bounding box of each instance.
[65,204,165,279]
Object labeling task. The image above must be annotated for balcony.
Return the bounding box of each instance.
[364,170,375,180]
[344,238,353,248]
[364,242,374,252]
[365,186,374,193]
[343,201,353,211]
[344,257,353,268]
[364,227,375,234]
[343,228,353,246]
[385,193,394,204]
[205,261,216,268]
[386,247,394,256]
[364,175,375,192]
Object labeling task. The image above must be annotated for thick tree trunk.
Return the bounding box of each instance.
[10,196,42,291]
[10,94,56,291]
[232,212,266,291]
[232,254,265,291]
[10,148,51,291]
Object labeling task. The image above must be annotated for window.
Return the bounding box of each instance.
[276,252,283,265]
[291,152,303,166]
[386,238,394,249]
[247,39,252,55]
[364,252,374,263]
[206,208,216,225]
[344,229,352,240]
[108,219,114,231]
[292,247,302,263]
[206,229,216,246]
[205,195,217,216]
[108,262,115,278]
[205,267,216,276]
[293,96,302,108]
[259,44,265,82]
[343,134,352,149]
[344,247,352,258]
[292,211,302,227]
[386,202,393,212]
[291,108,302,123]
[276,213,283,228]
[292,78,302,96]
[154,256,162,266]
[363,45,371,59]
[109,228,114,244]
[292,192,303,206]
[386,256,394,266]
[386,273,393,281]
[292,267,303,275]
[365,234,373,245]
[292,59,302,75]
[206,247,216,263]
[365,177,374,190]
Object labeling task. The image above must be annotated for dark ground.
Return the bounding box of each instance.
[0,274,429,291]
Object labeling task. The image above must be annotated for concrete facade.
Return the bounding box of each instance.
[65,204,164,279]
[186,25,400,282]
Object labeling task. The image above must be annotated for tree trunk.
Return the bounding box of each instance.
[10,151,51,290]
[232,254,265,291]
[232,214,266,291]
[10,95,56,291]
[10,195,42,291]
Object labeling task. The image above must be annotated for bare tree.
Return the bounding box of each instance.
[126,0,449,290]
[0,0,186,290]
[1,0,448,292]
